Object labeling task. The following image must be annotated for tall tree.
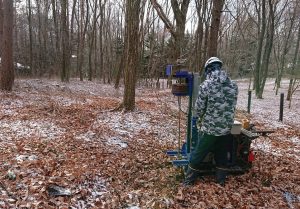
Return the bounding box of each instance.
[194,0,210,72]
[150,0,190,61]
[256,0,275,98]
[51,0,60,57]
[208,0,225,57]
[0,0,3,57]
[77,0,89,81]
[287,22,300,102]
[27,0,33,74]
[275,5,296,95]
[61,0,70,82]
[253,0,276,98]
[0,0,14,90]
[123,0,141,111]
[88,0,99,81]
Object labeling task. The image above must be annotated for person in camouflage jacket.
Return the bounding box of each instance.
[184,57,238,186]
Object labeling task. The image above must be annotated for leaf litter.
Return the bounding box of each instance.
[0,78,299,208]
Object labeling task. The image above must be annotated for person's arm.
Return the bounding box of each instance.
[195,81,209,120]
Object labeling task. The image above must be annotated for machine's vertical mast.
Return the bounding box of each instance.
[187,73,200,154]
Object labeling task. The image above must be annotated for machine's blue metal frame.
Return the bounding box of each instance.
[166,68,199,167]
[166,67,273,173]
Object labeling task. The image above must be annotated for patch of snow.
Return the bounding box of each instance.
[75,130,97,142]
[94,112,150,138]
[289,137,300,145]
[0,99,24,116]
[1,108,15,116]
[93,111,177,143]
[252,138,300,161]
[236,79,300,128]
[0,119,65,141]
[107,137,128,148]
[16,63,30,69]
[16,154,38,162]
[72,176,108,208]
[50,95,86,106]
[127,206,140,209]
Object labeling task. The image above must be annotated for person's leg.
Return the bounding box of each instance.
[184,134,217,185]
[189,134,217,169]
[214,134,233,185]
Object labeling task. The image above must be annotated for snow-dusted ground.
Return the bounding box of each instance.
[0,78,299,208]
[236,79,299,128]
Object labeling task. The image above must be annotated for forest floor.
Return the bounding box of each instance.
[0,78,299,208]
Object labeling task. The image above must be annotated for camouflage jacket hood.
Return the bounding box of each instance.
[195,69,238,136]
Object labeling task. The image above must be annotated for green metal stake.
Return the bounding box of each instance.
[247,90,252,114]
[279,93,284,122]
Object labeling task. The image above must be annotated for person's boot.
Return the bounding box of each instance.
[183,166,200,186]
[216,168,227,186]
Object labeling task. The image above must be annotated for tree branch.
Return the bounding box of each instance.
[150,0,176,38]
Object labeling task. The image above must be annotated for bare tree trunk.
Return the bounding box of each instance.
[61,0,70,82]
[275,7,296,95]
[114,5,124,88]
[0,0,14,91]
[88,0,99,81]
[0,0,3,57]
[77,0,89,81]
[202,0,212,72]
[194,0,203,72]
[102,2,107,83]
[114,53,124,89]
[36,0,43,74]
[98,0,104,81]
[287,23,300,101]
[70,0,77,77]
[51,0,60,76]
[150,0,190,61]
[208,0,225,57]
[51,0,59,51]
[254,0,266,96]
[123,0,141,111]
[257,0,275,98]
[27,0,34,75]
[171,0,190,60]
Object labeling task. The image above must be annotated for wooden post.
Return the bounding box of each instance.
[279,93,284,121]
[247,90,252,114]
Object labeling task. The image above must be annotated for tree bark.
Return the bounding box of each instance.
[123,0,141,111]
[150,0,190,61]
[256,0,275,98]
[77,0,89,81]
[254,0,266,96]
[51,0,59,53]
[275,6,297,95]
[0,0,14,91]
[287,23,300,101]
[99,0,105,81]
[36,0,43,73]
[70,0,77,76]
[61,0,70,82]
[27,0,33,75]
[88,0,101,81]
[0,0,3,57]
[208,0,225,57]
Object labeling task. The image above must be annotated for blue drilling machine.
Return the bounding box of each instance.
[165,64,274,175]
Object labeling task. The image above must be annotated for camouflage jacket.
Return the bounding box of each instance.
[195,69,238,136]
